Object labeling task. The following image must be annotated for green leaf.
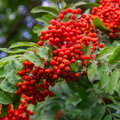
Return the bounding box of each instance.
[87,61,97,82]
[88,2,100,7]
[99,64,110,89]
[84,9,90,16]
[108,45,120,65]
[77,86,88,99]
[0,48,27,53]
[4,59,23,73]
[0,67,6,78]
[62,3,74,10]
[36,18,49,25]
[90,105,106,120]
[93,17,110,32]
[51,105,60,113]
[67,81,87,99]
[0,91,12,104]
[6,70,18,85]
[61,83,72,95]
[96,47,115,60]
[1,80,17,93]
[108,70,120,94]
[37,47,52,60]
[61,0,67,9]
[1,104,9,118]
[107,104,120,111]
[97,41,119,60]
[85,42,92,55]
[33,24,49,36]
[104,115,112,120]
[31,6,59,17]
[9,42,38,49]
[76,95,96,109]
[113,113,120,118]
[36,14,53,25]
[27,104,35,112]
[0,55,21,67]
[117,80,120,97]
[13,95,21,110]
[33,24,44,36]
[25,51,44,68]
[96,0,100,3]
[70,62,78,72]
[71,2,87,9]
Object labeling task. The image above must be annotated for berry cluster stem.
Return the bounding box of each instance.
[56,0,61,13]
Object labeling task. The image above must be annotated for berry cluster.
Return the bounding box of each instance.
[0,98,33,120]
[17,60,55,105]
[38,8,104,81]
[17,8,104,105]
[90,0,120,38]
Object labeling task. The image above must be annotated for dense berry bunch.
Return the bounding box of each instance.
[0,99,33,120]
[17,60,55,105]
[17,8,104,105]
[90,0,120,38]
[38,8,104,81]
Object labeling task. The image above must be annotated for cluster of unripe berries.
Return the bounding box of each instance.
[0,98,33,120]
[90,0,120,38]
[17,8,104,105]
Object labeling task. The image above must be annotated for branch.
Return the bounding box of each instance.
[56,0,61,13]
[95,59,120,72]
[90,81,115,119]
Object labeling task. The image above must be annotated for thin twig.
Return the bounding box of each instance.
[90,82,115,119]
[101,98,114,119]
[95,59,120,72]
[0,78,7,87]
[56,0,61,13]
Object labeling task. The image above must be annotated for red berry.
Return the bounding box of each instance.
[59,63,65,69]
[76,8,82,14]
[62,10,67,15]
[38,41,43,46]
[74,73,80,78]
[59,14,64,19]
[99,43,104,48]
[65,66,71,72]
[67,8,73,13]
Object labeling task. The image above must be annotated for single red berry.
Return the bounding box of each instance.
[76,8,82,14]
[38,41,44,46]
[67,8,73,13]
[49,91,54,97]
[59,63,65,69]
[53,74,58,80]
[62,10,67,15]
[65,66,71,72]
[82,61,86,66]
[99,43,104,48]
[17,82,23,87]
[59,14,64,19]
[74,73,80,78]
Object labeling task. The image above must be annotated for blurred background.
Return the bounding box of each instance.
[0,0,96,58]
